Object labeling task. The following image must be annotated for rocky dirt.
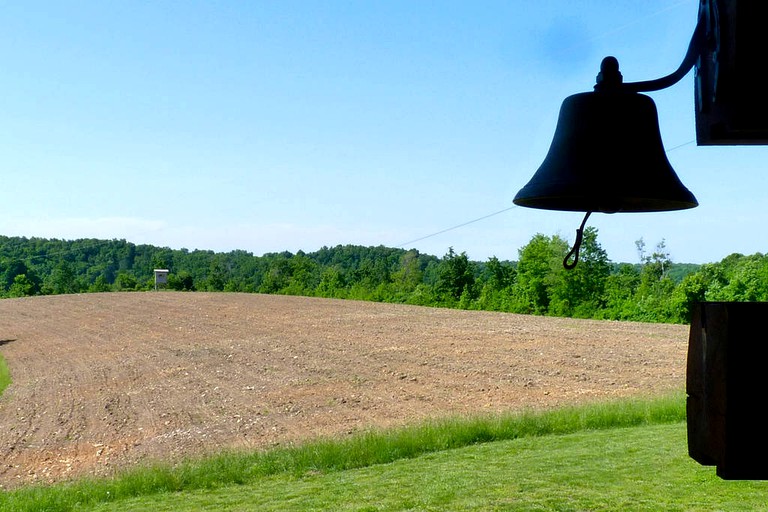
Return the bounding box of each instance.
[0,292,689,489]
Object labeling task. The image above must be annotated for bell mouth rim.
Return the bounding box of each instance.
[512,195,699,213]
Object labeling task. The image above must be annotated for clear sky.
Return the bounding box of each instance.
[1,1,765,264]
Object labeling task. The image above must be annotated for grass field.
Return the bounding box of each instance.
[3,394,767,511]
[0,353,10,397]
[86,424,765,512]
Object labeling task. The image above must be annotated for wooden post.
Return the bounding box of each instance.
[687,302,768,479]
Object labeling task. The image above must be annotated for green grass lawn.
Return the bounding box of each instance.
[3,395,768,511]
[87,423,768,512]
[0,354,10,397]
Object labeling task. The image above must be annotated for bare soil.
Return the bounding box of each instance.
[0,292,690,489]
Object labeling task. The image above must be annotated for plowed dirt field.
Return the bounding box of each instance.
[0,292,689,489]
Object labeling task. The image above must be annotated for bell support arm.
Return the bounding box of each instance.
[594,7,709,94]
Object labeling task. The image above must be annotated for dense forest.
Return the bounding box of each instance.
[0,230,765,324]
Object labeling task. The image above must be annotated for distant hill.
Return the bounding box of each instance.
[0,234,761,324]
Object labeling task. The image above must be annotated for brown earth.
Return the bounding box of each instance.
[0,292,690,489]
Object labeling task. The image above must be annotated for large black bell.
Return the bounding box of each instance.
[514,87,698,213]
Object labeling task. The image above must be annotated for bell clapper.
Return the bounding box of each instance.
[563,211,592,270]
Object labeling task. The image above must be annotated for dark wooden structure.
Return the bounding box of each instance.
[695,0,768,144]
[687,302,768,479]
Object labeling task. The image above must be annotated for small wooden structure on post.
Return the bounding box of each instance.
[154,269,169,291]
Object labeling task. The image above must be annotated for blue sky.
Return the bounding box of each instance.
[1,0,765,264]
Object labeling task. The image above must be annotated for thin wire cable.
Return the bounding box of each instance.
[665,139,696,152]
[396,205,518,248]
[395,139,696,249]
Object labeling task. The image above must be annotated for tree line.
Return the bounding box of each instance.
[0,231,764,324]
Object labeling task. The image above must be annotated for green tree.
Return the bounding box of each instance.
[2,260,33,292]
[204,260,227,291]
[549,227,610,318]
[512,234,568,314]
[722,254,768,301]
[114,271,139,291]
[88,274,112,293]
[435,248,476,306]
[476,256,516,311]
[391,250,424,302]
[151,250,173,272]
[601,264,641,320]
[44,261,79,295]
[636,238,671,284]
[8,274,37,297]
[283,253,320,296]
[169,271,195,291]
[259,254,293,294]
[316,266,346,298]
[670,270,709,323]
[631,238,677,322]
[1,259,42,297]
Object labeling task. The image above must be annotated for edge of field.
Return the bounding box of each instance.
[0,393,689,512]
